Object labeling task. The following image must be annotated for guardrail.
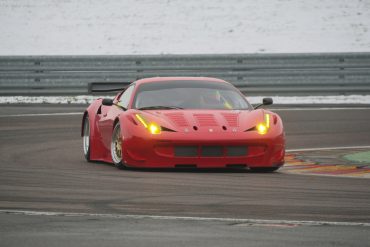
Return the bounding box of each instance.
[1,53,370,96]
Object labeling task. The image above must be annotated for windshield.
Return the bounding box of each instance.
[133,80,251,110]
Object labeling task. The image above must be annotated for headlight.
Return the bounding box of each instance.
[148,123,161,134]
[135,114,161,134]
[257,123,268,135]
[257,113,270,135]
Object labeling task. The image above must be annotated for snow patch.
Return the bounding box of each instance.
[0,96,105,104]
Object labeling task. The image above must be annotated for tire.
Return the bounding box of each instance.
[82,114,91,162]
[111,123,127,169]
[249,167,280,173]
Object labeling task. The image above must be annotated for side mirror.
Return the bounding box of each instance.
[254,98,273,109]
[102,98,113,106]
[263,98,273,106]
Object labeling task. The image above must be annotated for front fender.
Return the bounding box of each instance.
[81,98,103,137]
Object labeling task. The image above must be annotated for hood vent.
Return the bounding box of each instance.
[193,114,218,126]
[222,113,239,127]
[165,113,189,127]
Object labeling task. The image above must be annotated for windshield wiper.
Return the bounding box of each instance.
[138,106,183,110]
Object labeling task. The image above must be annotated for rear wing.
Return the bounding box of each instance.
[88,81,132,94]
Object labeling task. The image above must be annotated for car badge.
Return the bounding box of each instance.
[232,128,237,132]
[184,128,189,133]
[209,128,213,132]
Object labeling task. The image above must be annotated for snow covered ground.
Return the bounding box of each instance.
[0,0,369,55]
[1,0,369,104]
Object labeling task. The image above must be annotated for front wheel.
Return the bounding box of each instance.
[82,115,91,161]
[111,123,127,170]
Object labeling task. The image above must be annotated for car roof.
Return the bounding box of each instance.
[133,77,228,86]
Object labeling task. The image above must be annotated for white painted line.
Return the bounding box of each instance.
[1,209,369,227]
[287,146,370,152]
[0,112,82,117]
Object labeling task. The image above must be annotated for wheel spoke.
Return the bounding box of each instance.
[111,125,123,164]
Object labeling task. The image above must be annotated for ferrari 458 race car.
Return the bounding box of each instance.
[82,77,285,172]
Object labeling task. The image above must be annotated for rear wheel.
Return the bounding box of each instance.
[82,115,91,161]
[111,123,126,170]
[249,167,280,173]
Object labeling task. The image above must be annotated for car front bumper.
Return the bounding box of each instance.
[122,132,285,168]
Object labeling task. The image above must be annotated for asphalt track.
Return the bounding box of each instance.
[1,104,370,246]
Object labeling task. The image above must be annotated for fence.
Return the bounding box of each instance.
[0,53,370,96]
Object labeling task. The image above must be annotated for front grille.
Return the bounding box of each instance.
[174,145,248,157]
[175,146,198,157]
[202,146,223,157]
[227,146,247,156]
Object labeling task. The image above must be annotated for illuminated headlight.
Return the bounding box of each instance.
[135,114,161,134]
[257,114,270,135]
[149,123,161,134]
[257,123,268,135]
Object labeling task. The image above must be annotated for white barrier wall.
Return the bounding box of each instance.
[0,0,370,55]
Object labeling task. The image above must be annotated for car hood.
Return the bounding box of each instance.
[138,109,266,133]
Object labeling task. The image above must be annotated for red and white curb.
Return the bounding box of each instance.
[284,146,370,178]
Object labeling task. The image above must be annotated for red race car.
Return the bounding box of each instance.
[81,77,285,172]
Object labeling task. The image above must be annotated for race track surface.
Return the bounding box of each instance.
[1,104,370,246]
